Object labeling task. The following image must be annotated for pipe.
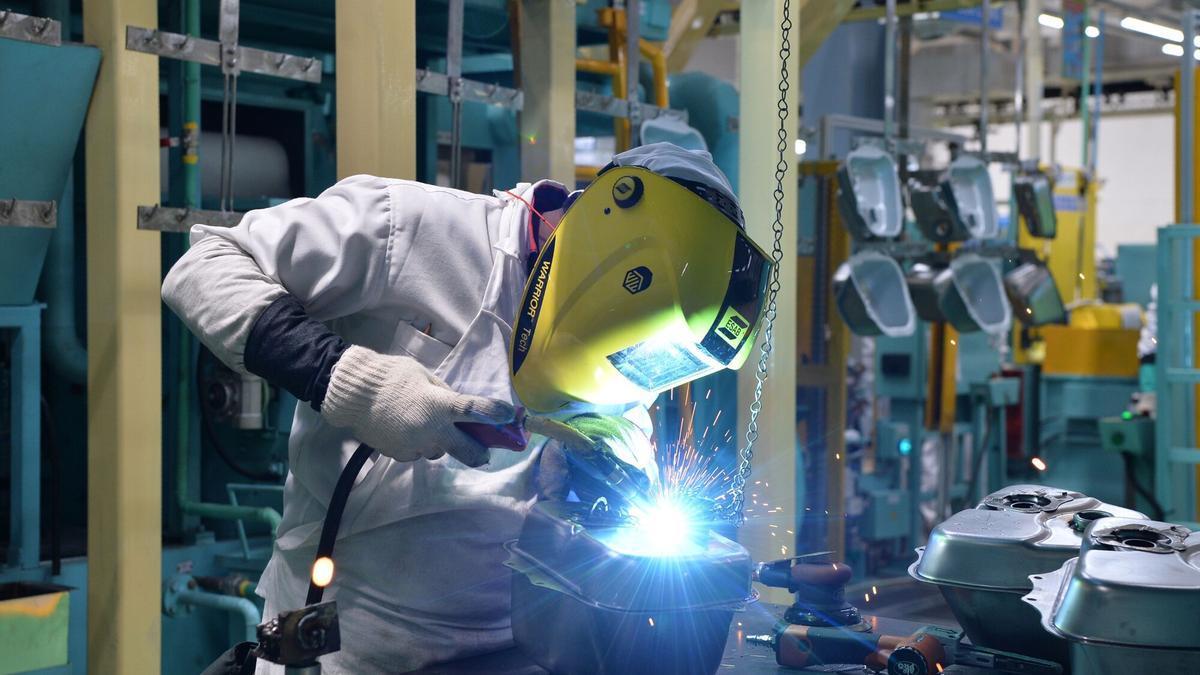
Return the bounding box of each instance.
[1014,0,1025,156]
[980,0,990,153]
[639,40,668,108]
[1025,0,1044,159]
[176,587,260,643]
[1182,10,1195,224]
[173,0,282,536]
[884,0,897,143]
[42,170,87,384]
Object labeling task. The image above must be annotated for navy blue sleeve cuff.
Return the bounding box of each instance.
[244,295,349,411]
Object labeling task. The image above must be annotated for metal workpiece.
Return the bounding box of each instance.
[124,26,322,83]
[833,251,916,338]
[910,485,1145,666]
[836,145,903,240]
[507,501,752,674]
[0,10,61,46]
[0,199,56,228]
[137,205,243,232]
[1024,519,1200,674]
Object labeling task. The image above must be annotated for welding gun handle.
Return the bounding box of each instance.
[454,420,528,451]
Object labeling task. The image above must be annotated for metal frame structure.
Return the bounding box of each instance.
[1,305,43,570]
[1155,8,1200,526]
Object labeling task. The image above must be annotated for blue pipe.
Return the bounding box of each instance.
[41,170,87,384]
[176,588,260,643]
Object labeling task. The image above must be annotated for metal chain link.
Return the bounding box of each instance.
[722,0,791,526]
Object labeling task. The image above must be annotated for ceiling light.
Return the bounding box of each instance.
[1121,16,1184,43]
[1038,13,1064,30]
[1085,25,1100,39]
[1164,43,1184,57]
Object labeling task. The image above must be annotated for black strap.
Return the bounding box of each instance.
[305,442,375,606]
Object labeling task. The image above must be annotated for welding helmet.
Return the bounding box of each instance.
[510,143,773,413]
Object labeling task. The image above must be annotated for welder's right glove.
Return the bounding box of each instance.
[321,345,516,467]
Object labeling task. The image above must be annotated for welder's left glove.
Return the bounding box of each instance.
[534,412,658,503]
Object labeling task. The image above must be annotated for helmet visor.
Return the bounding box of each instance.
[606,230,771,392]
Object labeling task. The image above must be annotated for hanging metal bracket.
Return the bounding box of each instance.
[124,27,321,83]
[137,205,242,233]
[0,10,61,47]
[0,199,57,228]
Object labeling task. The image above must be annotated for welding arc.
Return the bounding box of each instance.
[305,442,374,606]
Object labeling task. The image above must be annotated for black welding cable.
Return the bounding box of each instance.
[1121,453,1166,521]
[195,348,282,483]
[40,395,62,577]
[305,442,374,606]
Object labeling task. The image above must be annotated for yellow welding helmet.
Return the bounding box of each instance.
[510,153,773,413]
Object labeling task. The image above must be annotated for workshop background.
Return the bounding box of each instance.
[1,1,1198,674]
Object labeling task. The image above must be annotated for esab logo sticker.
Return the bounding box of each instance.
[623,266,653,294]
[715,307,750,347]
[512,239,555,374]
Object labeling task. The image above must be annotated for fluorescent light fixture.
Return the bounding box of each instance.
[1161,43,1200,60]
[1121,16,1184,43]
[1038,13,1064,30]
[1085,25,1100,39]
[794,138,807,156]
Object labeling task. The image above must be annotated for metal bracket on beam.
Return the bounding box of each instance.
[0,199,57,228]
[125,26,322,83]
[575,90,687,123]
[137,205,242,233]
[0,10,61,46]
[415,69,524,110]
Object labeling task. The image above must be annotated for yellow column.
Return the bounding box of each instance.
[83,0,161,671]
[336,0,416,180]
[517,0,576,185]
[738,0,799,604]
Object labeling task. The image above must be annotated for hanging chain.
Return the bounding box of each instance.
[722,0,791,526]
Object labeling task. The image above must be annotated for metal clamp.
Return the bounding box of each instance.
[0,199,57,228]
[137,205,243,233]
[125,26,321,83]
[0,10,61,47]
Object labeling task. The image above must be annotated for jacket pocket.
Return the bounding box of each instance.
[389,319,453,370]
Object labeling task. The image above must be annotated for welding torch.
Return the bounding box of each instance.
[746,623,1061,675]
[457,409,653,506]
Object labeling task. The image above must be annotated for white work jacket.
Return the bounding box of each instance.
[164,176,565,673]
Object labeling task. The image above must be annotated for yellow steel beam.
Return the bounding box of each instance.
[336,0,416,179]
[797,0,857,70]
[517,0,576,184]
[844,0,1011,22]
[664,0,731,72]
[83,0,162,671]
[738,0,799,604]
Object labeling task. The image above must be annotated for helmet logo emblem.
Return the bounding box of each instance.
[612,175,644,208]
[623,266,653,294]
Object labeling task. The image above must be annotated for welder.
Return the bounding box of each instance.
[163,142,772,673]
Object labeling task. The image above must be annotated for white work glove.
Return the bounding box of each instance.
[321,345,515,467]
